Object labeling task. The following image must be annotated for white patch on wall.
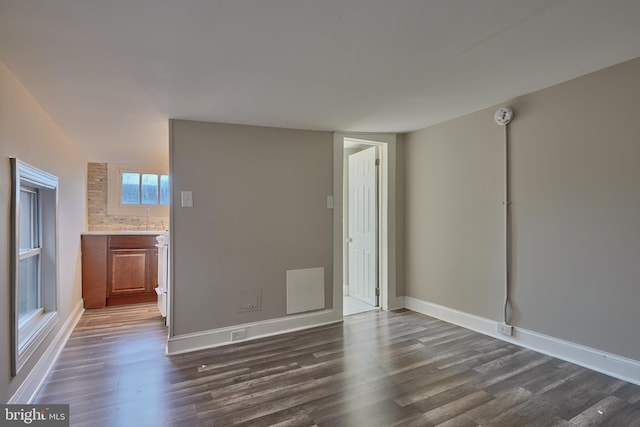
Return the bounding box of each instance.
[286,267,325,314]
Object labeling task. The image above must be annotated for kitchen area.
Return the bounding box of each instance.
[81,162,170,324]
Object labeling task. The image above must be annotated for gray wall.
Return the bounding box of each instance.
[170,120,333,336]
[0,59,85,402]
[404,57,640,361]
[405,107,504,319]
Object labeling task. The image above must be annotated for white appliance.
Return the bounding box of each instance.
[155,232,169,324]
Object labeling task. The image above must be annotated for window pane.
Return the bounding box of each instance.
[18,254,40,323]
[19,189,37,251]
[160,175,169,205]
[141,174,159,205]
[122,173,140,204]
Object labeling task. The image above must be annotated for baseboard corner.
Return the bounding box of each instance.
[403,296,640,386]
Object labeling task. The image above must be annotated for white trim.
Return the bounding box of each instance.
[11,158,60,376]
[332,135,345,318]
[16,160,58,189]
[16,312,58,372]
[19,247,41,260]
[404,296,640,386]
[9,300,84,403]
[333,132,398,316]
[167,309,342,355]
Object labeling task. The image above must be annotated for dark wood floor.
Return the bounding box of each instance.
[35,303,640,426]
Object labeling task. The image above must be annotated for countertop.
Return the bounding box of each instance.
[82,230,168,235]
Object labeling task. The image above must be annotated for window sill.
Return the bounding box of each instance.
[16,311,58,374]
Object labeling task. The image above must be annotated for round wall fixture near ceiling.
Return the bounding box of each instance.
[494,107,514,125]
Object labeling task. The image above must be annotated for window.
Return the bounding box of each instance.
[121,172,169,206]
[107,163,169,217]
[19,187,42,323]
[11,158,59,376]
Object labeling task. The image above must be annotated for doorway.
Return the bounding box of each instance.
[333,132,400,317]
[344,142,378,315]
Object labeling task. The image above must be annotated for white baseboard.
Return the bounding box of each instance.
[167,309,342,355]
[404,296,640,386]
[9,299,85,403]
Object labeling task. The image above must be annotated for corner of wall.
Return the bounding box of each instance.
[404,296,640,386]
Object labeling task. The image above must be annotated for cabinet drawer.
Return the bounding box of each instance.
[108,235,158,249]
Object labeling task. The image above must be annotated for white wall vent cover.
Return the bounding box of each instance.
[286,267,325,314]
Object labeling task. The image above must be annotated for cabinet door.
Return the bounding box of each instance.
[108,249,148,295]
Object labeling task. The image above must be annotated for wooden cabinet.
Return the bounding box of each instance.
[81,235,108,309]
[82,234,159,308]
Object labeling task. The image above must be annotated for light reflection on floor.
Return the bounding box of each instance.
[343,295,377,316]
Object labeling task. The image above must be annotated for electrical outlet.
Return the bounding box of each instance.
[238,288,261,313]
[497,323,513,336]
[230,329,247,341]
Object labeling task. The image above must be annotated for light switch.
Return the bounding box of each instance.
[326,195,334,209]
[181,191,193,208]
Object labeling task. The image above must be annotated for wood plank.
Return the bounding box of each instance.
[34,303,640,426]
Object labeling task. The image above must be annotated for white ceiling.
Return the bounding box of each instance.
[1,0,639,164]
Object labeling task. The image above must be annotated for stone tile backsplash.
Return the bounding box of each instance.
[87,162,169,231]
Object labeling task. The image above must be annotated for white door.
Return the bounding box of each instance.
[348,146,378,306]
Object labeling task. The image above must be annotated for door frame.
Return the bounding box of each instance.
[333,132,401,316]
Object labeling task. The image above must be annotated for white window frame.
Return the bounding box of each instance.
[18,186,44,332]
[107,163,169,217]
[10,158,59,376]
